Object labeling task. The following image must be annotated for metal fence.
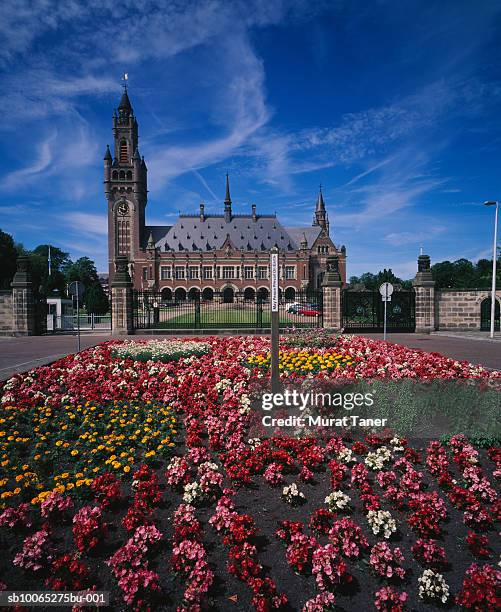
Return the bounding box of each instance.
[46,314,112,332]
[133,289,323,330]
[343,289,415,332]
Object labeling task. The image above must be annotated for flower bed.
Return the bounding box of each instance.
[0,335,499,611]
[110,339,210,362]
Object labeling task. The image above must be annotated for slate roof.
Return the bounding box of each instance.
[142,215,323,253]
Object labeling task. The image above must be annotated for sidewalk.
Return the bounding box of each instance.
[431,331,501,342]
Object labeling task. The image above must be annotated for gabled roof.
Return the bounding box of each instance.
[285,226,323,249]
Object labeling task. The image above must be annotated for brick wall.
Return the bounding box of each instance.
[435,289,501,330]
[0,291,13,334]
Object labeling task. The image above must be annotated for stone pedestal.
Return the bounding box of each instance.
[11,256,37,336]
[111,257,134,335]
[322,255,343,330]
[412,254,436,333]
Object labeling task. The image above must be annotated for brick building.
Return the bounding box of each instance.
[105,88,346,301]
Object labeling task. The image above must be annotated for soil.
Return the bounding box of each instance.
[1,441,499,612]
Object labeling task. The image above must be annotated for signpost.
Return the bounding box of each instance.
[270,247,280,393]
[68,281,84,352]
[379,282,394,341]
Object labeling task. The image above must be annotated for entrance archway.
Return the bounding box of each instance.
[257,287,269,301]
[284,287,296,301]
[244,287,256,300]
[202,287,214,301]
[174,288,187,301]
[480,297,500,331]
[161,287,172,301]
[222,287,234,303]
[188,288,200,301]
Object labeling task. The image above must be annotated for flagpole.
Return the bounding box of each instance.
[48,245,52,276]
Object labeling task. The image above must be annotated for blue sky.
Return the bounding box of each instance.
[0,0,500,278]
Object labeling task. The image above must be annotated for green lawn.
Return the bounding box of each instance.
[151,306,319,328]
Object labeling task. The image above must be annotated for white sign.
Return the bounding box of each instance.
[271,252,279,312]
[379,282,394,298]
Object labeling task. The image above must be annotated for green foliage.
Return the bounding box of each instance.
[65,257,109,313]
[0,228,18,289]
[28,245,71,297]
[431,257,501,289]
[283,329,339,348]
[362,379,501,440]
[84,282,109,314]
[348,268,412,290]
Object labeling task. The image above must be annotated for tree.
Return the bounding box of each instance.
[64,257,109,313]
[28,245,71,296]
[0,228,18,289]
[348,269,411,290]
[84,282,109,314]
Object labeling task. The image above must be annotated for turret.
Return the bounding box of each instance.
[313,185,329,234]
[200,203,205,222]
[251,204,257,221]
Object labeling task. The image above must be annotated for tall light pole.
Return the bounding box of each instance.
[484,201,499,338]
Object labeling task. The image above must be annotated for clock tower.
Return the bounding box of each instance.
[104,86,147,284]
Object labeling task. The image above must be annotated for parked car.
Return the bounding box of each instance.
[286,302,301,314]
[298,306,322,317]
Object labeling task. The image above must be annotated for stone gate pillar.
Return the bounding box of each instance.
[412,254,436,333]
[322,255,343,330]
[11,256,37,336]
[111,256,134,335]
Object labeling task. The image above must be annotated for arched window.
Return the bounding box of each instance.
[202,288,214,301]
[222,287,234,303]
[126,170,132,180]
[161,288,172,301]
[119,170,125,180]
[480,297,500,331]
[174,288,187,301]
[257,287,269,302]
[119,140,128,163]
[284,287,296,301]
[112,170,118,180]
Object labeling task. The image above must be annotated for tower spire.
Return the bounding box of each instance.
[224,173,232,222]
[224,173,232,205]
[313,184,329,234]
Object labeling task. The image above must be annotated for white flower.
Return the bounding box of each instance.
[366,510,397,539]
[282,483,305,505]
[325,490,351,511]
[418,569,449,604]
[365,446,393,470]
[182,481,203,504]
[337,447,356,463]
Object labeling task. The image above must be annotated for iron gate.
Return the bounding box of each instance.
[133,289,323,330]
[343,289,415,332]
[480,297,500,331]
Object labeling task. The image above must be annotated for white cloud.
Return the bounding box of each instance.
[63,212,107,236]
[1,133,56,188]
[384,226,447,247]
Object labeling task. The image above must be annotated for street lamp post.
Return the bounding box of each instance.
[484,201,499,338]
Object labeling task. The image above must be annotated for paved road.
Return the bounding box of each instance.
[0,331,499,381]
[360,333,500,369]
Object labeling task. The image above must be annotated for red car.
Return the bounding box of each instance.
[298,307,322,317]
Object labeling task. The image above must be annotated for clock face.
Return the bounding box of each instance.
[117,201,129,216]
